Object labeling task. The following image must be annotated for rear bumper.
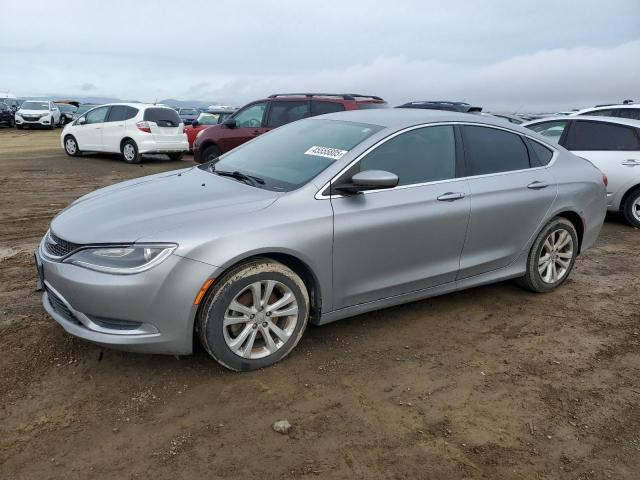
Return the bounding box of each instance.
[138,138,189,154]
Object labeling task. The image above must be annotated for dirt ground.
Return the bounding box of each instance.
[0,127,639,480]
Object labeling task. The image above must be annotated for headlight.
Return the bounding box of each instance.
[64,244,176,274]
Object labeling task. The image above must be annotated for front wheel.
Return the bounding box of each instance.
[64,135,81,157]
[199,144,221,164]
[197,259,310,371]
[121,139,141,164]
[519,217,578,293]
[622,188,640,228]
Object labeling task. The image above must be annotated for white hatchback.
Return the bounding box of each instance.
[60,103,189,163]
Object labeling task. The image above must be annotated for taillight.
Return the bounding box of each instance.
[136,121,151,133]
[602,174,608,187]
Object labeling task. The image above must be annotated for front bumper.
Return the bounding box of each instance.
[38,246,218,355]
[15,116,54,126]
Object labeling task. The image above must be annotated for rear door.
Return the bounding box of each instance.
[457,125,557,278]
[561,119,640,205]
[266,100,310,128]
[144,107,183,144]
[331,125,470,309]
[218,101,269,152]
[101,106,136,152]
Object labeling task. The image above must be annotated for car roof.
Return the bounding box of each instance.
[573,104,639,115]
[523,115,640,128]
[318,107,528,131]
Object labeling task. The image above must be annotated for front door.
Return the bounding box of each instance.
[331,125,470,309]
[78,106,109,150]
[217,101,269,152]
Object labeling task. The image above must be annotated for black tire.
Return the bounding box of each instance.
[519,217,579,293]
[10,117,15,128]
[63,135,81,157]
[168,152,185,161]
[199,144,221,164]
[197,258,310,371]
[48,118,55,130]
[622,188,640,228]
[121,139,142,164]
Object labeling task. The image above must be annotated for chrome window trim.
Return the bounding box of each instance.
[314,121,558,200]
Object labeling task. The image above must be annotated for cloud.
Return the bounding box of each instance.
[79,82,96,91]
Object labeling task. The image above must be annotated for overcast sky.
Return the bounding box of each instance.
[1,0,639,112]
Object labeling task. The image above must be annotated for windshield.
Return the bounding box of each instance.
[76,105,96,114]
[180,108,198,115]
[21,101,49,110]
[200,119,382,191]
[197,113,220,125]
[56,104,77,113]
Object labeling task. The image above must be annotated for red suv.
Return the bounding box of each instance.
[192,93,387,163]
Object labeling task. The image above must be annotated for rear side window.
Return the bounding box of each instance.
[580,109,615,117]
[266,101,310,128]
[358,126,456,186]
[143,107,181,127]
[528,140,554,166]
[462,126,530,175]
[564,121,640,151]
[311,101,345,116]
[357,102,389,109]
[612,108,640,120]
[106,105,138,122]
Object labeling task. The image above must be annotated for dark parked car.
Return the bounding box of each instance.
[56,103,79,125]
[193,93,388,163]
[72,104,99,121]
[397,101,482,113]
[178,108,200,125]
[0,102,15,127]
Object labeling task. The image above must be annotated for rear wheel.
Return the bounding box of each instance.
[64,135,81,157]
[168,152,185,161]
[197,259,310,371]
[199,144,221,164]
[121,139,141,164]
[519,217,578,293]
[622,188,640,228]
[48,118,55,130]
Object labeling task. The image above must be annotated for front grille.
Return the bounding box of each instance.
[87,315,143,331]
[45,286,76,321]
[44,231,81,258]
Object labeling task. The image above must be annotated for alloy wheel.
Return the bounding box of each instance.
[632,196,640,223]
[123,144,136,161]
[65,138,77,155]
[223,280,299,359]
[538,229,574,284]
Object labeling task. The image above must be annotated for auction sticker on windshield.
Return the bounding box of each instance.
[304,146,348,160]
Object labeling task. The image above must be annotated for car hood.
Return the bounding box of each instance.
[50,167,280,244]
[18,109,49,115]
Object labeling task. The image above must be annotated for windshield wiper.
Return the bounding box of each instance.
[213,169,265,186]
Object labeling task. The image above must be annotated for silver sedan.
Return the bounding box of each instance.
[37,109,607,370]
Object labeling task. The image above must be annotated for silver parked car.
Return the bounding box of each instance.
[37,109,607,370]
[523,116,640,227]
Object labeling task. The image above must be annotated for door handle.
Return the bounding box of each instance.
[527,181,549,190]
[437,192,466,202]
[622,159,640,166]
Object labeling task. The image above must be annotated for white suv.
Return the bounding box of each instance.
[572,103,640,121]
[15,100,61,129]
[61,103,189,163]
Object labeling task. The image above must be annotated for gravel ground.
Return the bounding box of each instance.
[1,127,639,480]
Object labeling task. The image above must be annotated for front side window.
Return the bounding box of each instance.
[358,126,456,186]
[203,119,382,191]
[84,106,109,124]
[526,120,569,144]
[266,101,310,128]
[462,125,530,175]
[233,102,267,128]
[564,121,640,151]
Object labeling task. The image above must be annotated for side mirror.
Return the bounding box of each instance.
[223,117,236,128]
[191,120,199,128]
[335,170,399,193]
[78,117,86,125]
